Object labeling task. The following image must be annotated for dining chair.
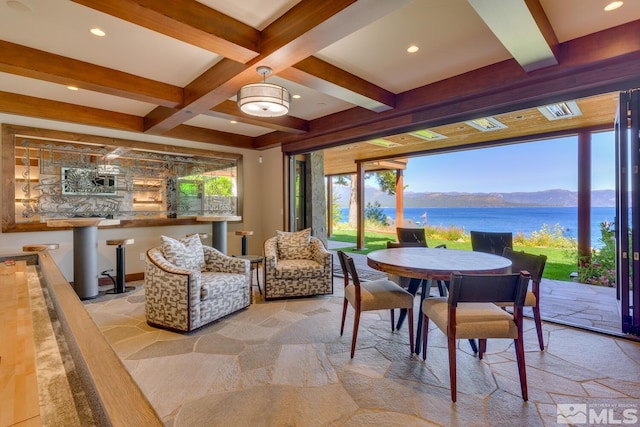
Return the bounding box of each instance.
[470,231,513,255]
[396,227,427,244]
[421,271,531,402]
[337,250,415,358]
[500,247,547,351]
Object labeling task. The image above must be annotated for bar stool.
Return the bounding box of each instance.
[104,238,135,294]
[22,243,59,252]
[235,230,253,256]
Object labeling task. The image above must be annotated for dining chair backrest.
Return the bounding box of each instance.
[386,241,425,249]
[396,227,427,244]
[502,247,546,284]
[470,231,513,255]
[447,271,530,307]
[337,250,361,286]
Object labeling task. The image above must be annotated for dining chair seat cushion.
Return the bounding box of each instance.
[274,259,324,279]
[345,279,414,311]
[422,298,518,339]
[499,290,536,307]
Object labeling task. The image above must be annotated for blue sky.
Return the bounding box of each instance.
[382,131,616,193]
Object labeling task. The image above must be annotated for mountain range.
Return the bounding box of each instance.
[334,187,616,208]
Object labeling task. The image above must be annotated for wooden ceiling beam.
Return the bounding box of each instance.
[161,125,254,149]
[141,0,410,135]
[280,56,396,112]
[0,41,183,108]
[204,100,309,135]
[254,20,640,153]
[70,0,260,63]
[468,0,558,72]
[0,91,252,149]
[0,91,142,132]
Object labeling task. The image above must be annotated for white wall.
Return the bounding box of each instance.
[0,113,285,281]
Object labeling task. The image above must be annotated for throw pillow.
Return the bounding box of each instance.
[160,234,205,271]
[276,228,312,260]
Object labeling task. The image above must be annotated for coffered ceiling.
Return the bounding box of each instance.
[1,0,640,175]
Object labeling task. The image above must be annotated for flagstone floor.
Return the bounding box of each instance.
[84,272,640,426]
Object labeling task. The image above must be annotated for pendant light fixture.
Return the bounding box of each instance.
[237,66,291,117]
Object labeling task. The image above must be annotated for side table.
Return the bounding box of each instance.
[236,255,263,295]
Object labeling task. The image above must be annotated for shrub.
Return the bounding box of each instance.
[364,201,388,227]
[578,221,616,287]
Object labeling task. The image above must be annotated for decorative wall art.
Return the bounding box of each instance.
[2,125,243,232]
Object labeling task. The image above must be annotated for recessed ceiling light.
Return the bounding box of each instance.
[604,1,623,11]
[538,101,582,120]
[410,129,447,141]
[6,0,33,13]
[90,28,106,37]
[407,45,419,53]
[465,117,507,131]
[292,94,301,99]
[366,138,400,148]
[67,86,79,91]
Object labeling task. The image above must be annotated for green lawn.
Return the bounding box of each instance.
[329,229,577,281]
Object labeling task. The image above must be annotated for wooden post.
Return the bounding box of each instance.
[396,169,404,228]
[327,176,333,237]
[578,131,592,263]
[356,161,366,250]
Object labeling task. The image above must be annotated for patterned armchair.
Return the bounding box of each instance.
[263,229,333,300]
[145,235,251,332]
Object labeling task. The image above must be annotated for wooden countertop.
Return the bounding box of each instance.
[196,215,242,222]
[46,218,120,227]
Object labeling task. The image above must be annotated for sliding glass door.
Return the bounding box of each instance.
[615,90,640,336]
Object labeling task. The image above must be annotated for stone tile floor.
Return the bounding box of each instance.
[85,275,640,427]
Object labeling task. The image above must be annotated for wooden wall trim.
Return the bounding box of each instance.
[37,250,162,426]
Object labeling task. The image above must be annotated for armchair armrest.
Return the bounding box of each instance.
[309,237,332,269]
[203,246,250,275]
[145,247,201,331]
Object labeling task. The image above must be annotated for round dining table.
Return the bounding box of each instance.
[367,247,512,354]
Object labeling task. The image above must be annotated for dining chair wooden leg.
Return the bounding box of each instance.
[533,304,544,350]
[340,298,348,335]
[351,308,361,358]
[422,314,430,360]
[478,339,487,359]
[448,335,457,402]
[407,309,414,355]
[514,338,528,401]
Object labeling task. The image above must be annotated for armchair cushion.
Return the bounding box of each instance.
[160,234,205,271]
[276,228,312,260]
[275,259,325,279]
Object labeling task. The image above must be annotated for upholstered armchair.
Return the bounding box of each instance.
[145,235,251,332]
[263,229,333,300]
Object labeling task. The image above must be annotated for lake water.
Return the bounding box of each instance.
[339,206,616,246]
